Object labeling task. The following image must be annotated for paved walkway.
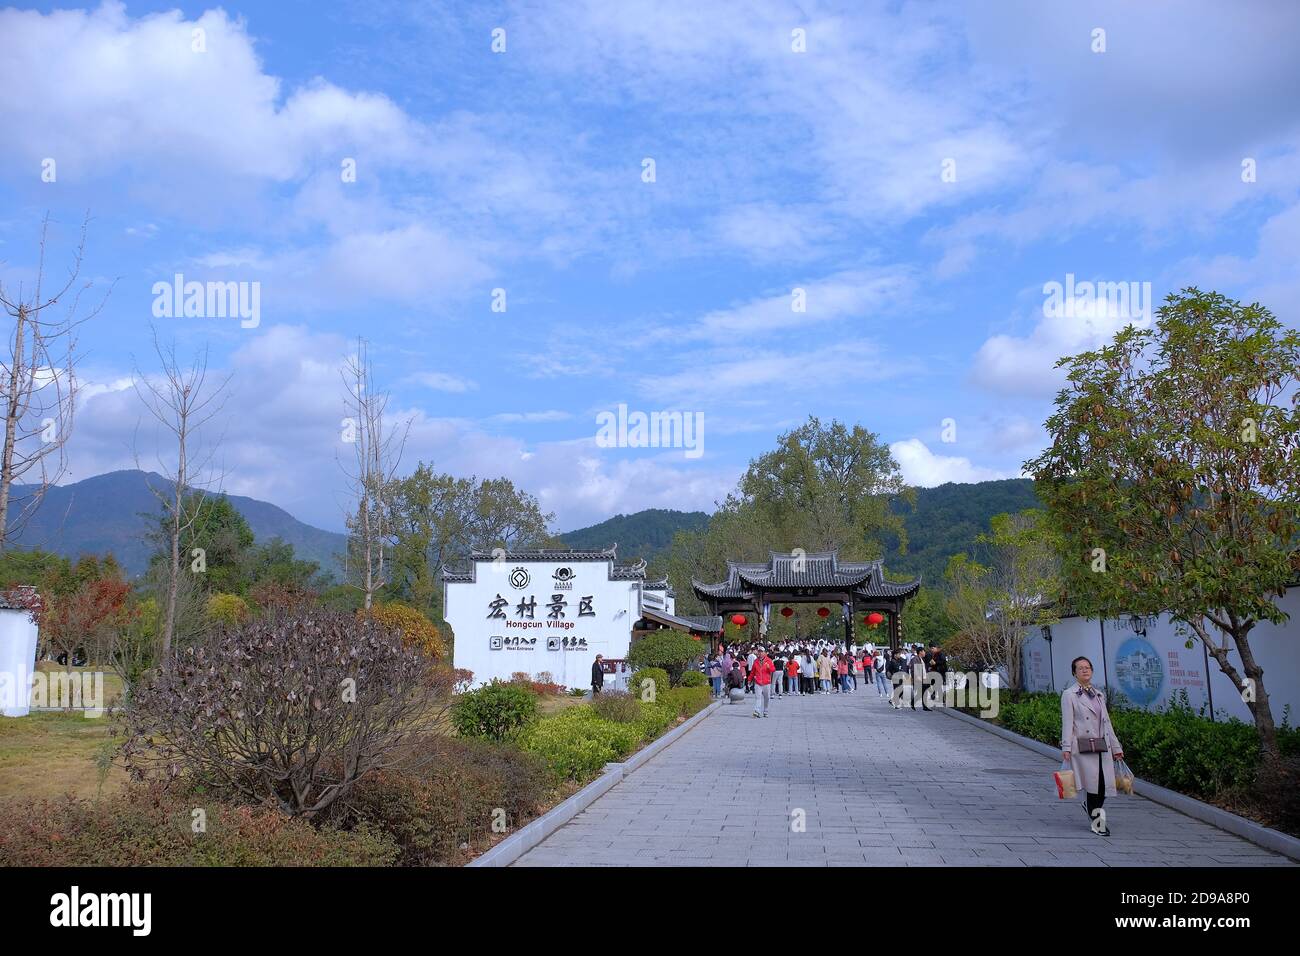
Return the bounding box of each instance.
[513,685,1296,866]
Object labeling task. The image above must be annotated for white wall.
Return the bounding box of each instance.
[1021,590,1300,724]
[0,608,40,717]
[446,558,640,689]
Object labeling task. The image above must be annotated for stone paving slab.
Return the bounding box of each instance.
[512,688,1296,867]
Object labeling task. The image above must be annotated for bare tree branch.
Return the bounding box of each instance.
[0,212,113,548]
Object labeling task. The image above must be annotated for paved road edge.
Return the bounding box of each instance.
[937,705,1300,862]
[467,699,725,867]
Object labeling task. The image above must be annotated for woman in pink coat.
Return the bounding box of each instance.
[1061,656,1125,836]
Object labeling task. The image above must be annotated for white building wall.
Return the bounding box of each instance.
[0,608,40,717]
[1021,589,1300,723]
[446,558,640,689]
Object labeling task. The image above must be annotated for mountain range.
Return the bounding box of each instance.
[7,471,1041,588]
[8,470,348,578]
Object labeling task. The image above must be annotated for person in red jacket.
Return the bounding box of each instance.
[785,655,801,696]
[751,646,776,718]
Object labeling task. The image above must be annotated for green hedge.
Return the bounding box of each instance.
[660,685,712,718]
[676,670,708,688]
[518,691,710,783]
[519,707,645,781]
[625,667,670,700]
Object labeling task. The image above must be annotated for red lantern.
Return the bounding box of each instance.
[692,634,701,641]
[780,607,793,617]
[732,613,747,627]
[817,607,829,618]
[867,612,885,627]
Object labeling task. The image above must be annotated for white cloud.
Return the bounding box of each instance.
[64,323,731,532]
[682,269,913,342]
[890,438,1016,486]
[489,410,572,424]
[0,4,421,185]
[409,372,477,393]
[971,283,1156,397]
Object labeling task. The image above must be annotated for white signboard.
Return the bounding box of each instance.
[446,558,641,689]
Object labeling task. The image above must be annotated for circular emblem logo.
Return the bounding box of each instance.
[553,567,574,582]
[509,567,531,590]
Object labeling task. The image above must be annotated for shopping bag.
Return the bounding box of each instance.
[1115,758,1135,795]
[1054,760,1077,799]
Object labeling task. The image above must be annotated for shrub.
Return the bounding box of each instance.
[249,580,318,616]
[660,685,712,719]
[633,700,678,739]
[628,631,701,684]
[451,680,539,742]
[676,670,708,688]
[519,708,643,782]
[206,592,249,626]
[341,737,552,865]
[121,609,447,818]
[591,690,642,723]
[0,785,398,866]
[361,602,446,659]
[627,667,670,701]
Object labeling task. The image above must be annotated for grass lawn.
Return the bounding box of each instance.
[0,663,126,801]
[0,667,586,802]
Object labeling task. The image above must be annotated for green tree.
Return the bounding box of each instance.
[943,511,1060,688]
[386,463,553,617]
[738,416,911,555]
[1026,289,1300,758]
[244,537,323,592]
[898,585,953,648]
[667,417,913,619]
[628,631,702,685]
[153,493,254,595]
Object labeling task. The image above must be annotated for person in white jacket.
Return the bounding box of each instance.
[1061,656,1125,836]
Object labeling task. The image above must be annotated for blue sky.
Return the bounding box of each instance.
[1,0,1298,533]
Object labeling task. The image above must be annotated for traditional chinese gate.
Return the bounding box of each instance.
[691,550,920,652]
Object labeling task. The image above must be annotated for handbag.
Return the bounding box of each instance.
[1053,760,1077,799]
[1115,758,1135,795]
[1077,736,1108,753]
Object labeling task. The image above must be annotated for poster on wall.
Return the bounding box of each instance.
[1024,643,1053,692]
[1163,643,1209,708]
[1111,635,1164,707]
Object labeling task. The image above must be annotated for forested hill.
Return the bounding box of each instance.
[557,509,709,566]
[557,480,1042,584]
[880,478,1042,583]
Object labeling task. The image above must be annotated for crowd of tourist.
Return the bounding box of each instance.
[703,640,948,716]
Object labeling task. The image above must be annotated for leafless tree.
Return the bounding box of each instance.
[0,213,112,549]
[339,338,409,610]
[132,331,230,655]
